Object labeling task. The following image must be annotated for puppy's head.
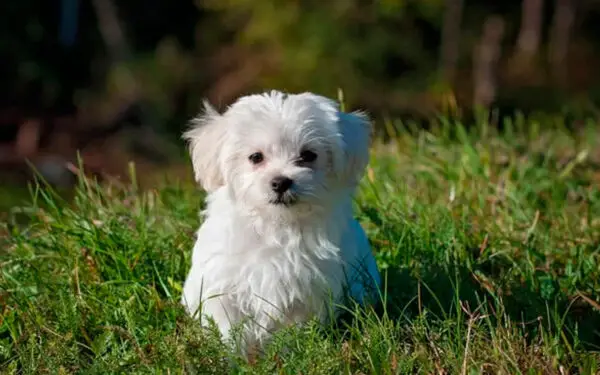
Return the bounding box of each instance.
[184,91,371,217]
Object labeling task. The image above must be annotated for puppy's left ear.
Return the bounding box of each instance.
[338,110,372,187]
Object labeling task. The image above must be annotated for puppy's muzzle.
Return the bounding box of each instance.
[270,176,296,205]
[271,176,293,194]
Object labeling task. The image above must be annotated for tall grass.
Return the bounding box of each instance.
[1,115,600,374]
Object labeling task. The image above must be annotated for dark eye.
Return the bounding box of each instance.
[298,150,317,164]
[249,152,264,164]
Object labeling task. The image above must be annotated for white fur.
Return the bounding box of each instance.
[181,91,381,354]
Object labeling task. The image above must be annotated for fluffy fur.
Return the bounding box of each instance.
[181,91,381,354]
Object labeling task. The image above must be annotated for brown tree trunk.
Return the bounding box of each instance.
[473,16,505,108]
[516,0,545,57]
[549,0,575,85]
[440,0,464,83]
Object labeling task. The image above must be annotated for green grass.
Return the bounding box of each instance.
[2,115,600,374]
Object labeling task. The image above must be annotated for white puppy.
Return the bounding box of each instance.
[181,91,381,354]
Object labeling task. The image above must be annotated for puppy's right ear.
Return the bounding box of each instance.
[183,101,228,192]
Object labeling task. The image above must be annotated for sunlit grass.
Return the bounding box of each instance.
[1,114,600,374]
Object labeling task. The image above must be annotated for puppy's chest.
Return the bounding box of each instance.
[244,245,340,286]
[231,241,345,310]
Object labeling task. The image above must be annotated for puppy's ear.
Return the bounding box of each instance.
[183,101,228,192]
[296,92,372,187]
[337,110,372,187]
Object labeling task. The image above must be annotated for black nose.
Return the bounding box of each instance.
[271,176,293,194]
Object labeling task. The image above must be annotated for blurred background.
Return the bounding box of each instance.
[1,0,600,204]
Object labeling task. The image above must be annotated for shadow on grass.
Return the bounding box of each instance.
[379,263,600,351]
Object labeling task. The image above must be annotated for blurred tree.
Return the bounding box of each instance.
[203,0,445,110]
[508,0,545,84]
[548,0,575,86]
[439,0,464,83]
[473,16,505,108]
[516,0,544,57]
